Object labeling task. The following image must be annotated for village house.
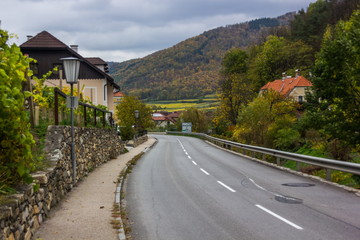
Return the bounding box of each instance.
[259,72,313,103]
[113,91,125,105]
[20,31,120,112]
[152,111,180,127]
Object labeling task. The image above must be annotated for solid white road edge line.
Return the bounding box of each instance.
[200,168,210,175]
[217,181,236,192]
[255,205,303,230]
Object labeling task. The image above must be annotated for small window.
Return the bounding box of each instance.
[298,96,303,103]
[30,62,39,76]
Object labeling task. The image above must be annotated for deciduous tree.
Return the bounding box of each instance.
[217,48,255,127]
[115,96,154,140]
[179,108,209,133]
[233,90,299,148]
[306,10,360,147]
[248,36,313,89]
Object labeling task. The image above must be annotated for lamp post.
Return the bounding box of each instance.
[61,57,80,185]
[134,110,139,137]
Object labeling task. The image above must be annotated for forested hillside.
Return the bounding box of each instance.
[109,13,295,100]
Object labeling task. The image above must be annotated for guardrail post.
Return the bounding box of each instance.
[326,169,332,181]
[262,153,266,161]
[276,157,280,166]
[296,162,301,171]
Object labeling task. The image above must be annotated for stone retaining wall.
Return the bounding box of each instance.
[133,135,149,147]
[0,126,126,240]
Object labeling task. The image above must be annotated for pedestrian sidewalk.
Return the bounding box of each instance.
[33,137,156,240]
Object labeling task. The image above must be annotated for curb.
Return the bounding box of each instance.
[114,138,158,240]
[115,174,127,240]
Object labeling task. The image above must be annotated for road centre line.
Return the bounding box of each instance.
[256,205,303,230]
[200,168,210,175]
[217,181,236,193]
[178,138,235,194]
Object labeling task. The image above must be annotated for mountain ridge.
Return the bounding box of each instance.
[109,12,296,100]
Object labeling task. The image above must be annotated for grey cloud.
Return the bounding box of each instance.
[1,0,315,61]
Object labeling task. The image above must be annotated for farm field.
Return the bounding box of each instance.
[146,94,220,112]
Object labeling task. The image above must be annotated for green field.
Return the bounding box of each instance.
[146,94,220,112]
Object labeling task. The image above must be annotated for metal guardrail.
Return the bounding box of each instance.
[166,131,360,180]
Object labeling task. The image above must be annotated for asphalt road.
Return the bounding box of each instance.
[125,135,360,240]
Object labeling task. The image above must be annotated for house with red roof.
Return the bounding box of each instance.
[259,73,312,103]
[114,91,125,105]
[20,31,120,112]
[152,111,180,127]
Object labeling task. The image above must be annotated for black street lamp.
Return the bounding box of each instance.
[134,110,139,137]
[61,57,80,185]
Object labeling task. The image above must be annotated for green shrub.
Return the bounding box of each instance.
[274,128,301,151]
[0,30,35,192]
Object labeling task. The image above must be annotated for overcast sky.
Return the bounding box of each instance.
[1,0,314,62]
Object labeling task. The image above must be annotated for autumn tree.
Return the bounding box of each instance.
[179,108,209,133]
[216,48,255,130]
[248,35,314,89]
[115,96,154,140]
[233,90,299,149]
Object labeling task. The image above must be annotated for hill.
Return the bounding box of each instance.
[109,13,295,101]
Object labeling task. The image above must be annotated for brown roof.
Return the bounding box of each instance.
[85,57,107,65]
[260,76,312,96]
[167,112,180,118]
[20,31,120,90]
[152,112,178,124]
[20,31,68,48]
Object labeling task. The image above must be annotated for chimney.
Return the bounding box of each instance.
[295,69,300,78]
[27,35,33,40]
[282,72,286,81]
[70,45,78,52]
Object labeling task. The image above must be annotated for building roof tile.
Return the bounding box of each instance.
[260,76,312,96]
[20,31,68,48]
[85,57,107,65]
